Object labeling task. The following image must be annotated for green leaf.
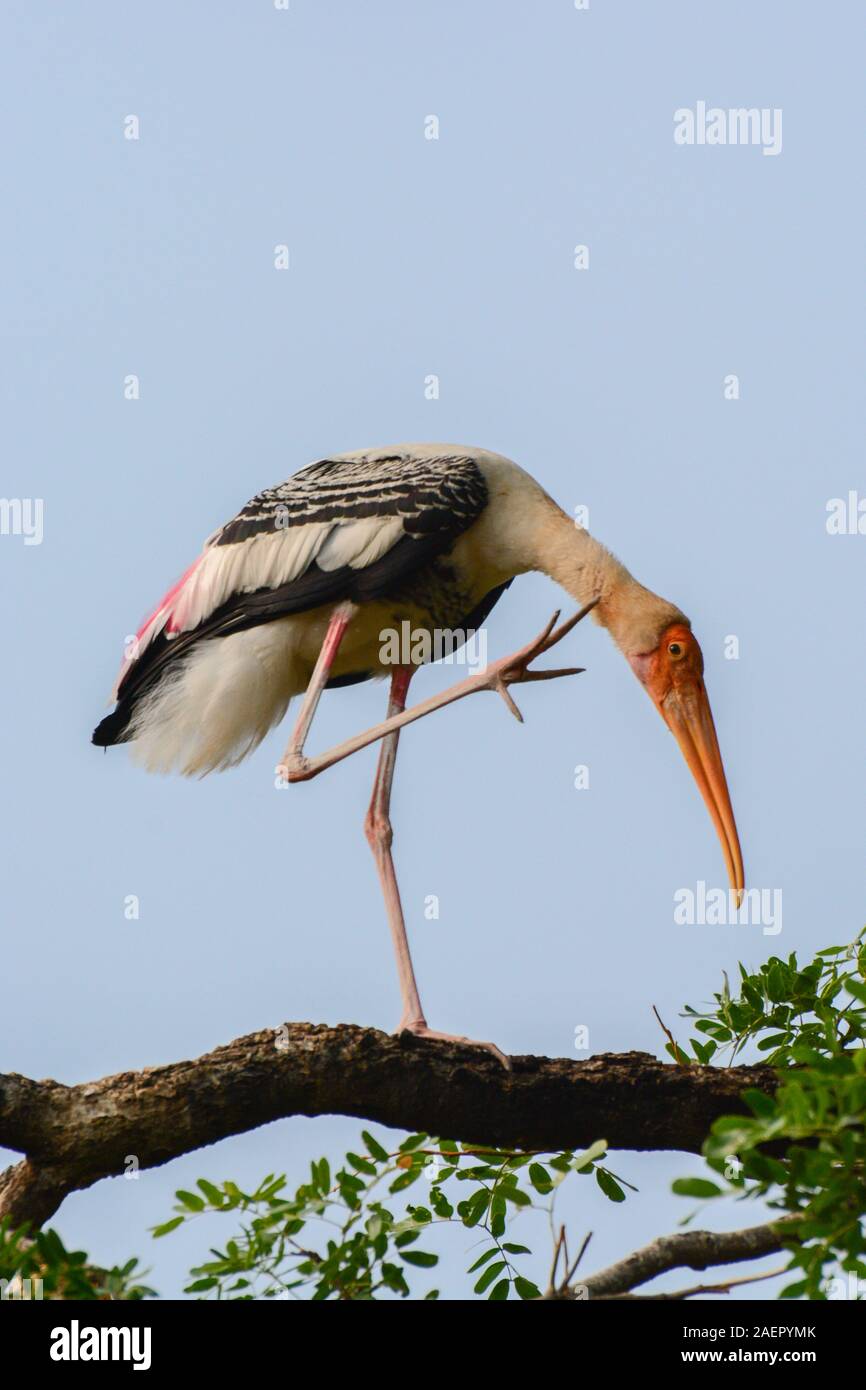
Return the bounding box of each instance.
[514,1276,541,1300]
[671,1178,723,1199]
[152,1216,184,1238]
[430,1189,453,1218]
[489,1278,510,1300]
[362,1131,389,1163]
[196,1179,224,1206]
[399,1134,428,1153]
[694,1020,732,1041]
[596,1169,626,1203]
[389,1169,423,1194]
[501,1186,531,1206]
[467,1247,501,1273]
[528,1163,552,1193]
[185,1276,218,1293]
[346,1153,377,1176]
[461,1190,491,1227]
[743,1088,777,1119]
[757,1033,790,1052]
[399,1250,438,1268]
[548,1153,573,1173]
[474,1260,506,1294]
[766,963,790,1002]
[175,1190,205,1212]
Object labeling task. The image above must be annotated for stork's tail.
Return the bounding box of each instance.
[92,705,134,747]
[93,626,298,776]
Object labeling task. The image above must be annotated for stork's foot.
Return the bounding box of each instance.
[479,601,597,724]
[396,1018,511,1071]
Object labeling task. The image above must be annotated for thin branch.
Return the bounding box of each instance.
[623,1265,790,1300]
[578,1216,802,1299]
[652,1005,690,1067]
[564,1231,593,1288]
[549,1225,567,1290]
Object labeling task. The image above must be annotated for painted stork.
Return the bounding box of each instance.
[94,444,743,1063]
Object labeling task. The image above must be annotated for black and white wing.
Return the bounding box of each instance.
[93,447,491,745]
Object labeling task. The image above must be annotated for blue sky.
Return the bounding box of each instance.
[1,1,862,1299]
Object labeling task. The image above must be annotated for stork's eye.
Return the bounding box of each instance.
[668,642,684,659]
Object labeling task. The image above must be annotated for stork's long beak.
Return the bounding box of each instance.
[630,625,744,901]
[658,679,744,902]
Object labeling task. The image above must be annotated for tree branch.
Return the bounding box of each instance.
[611,1266,788,1300]
[579,1216,802,1298]
[0,1022,776,1229]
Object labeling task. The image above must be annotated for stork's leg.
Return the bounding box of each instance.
[364,668,422,1025]
[365,668,510,1069]
[280,601,596,785]
[280,601,358,776]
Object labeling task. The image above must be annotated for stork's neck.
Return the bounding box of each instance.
[534,501,685,656]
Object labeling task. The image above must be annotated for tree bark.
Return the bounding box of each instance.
[581,1216,799,1298]
[0,1022,775,1229]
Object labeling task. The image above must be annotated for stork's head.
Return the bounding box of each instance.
[622,616,744,900]
[539,513,744,897]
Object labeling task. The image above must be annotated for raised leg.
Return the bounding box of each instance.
[364,668,510,1069]
[279,601,358,777]
[279,600,597,785]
